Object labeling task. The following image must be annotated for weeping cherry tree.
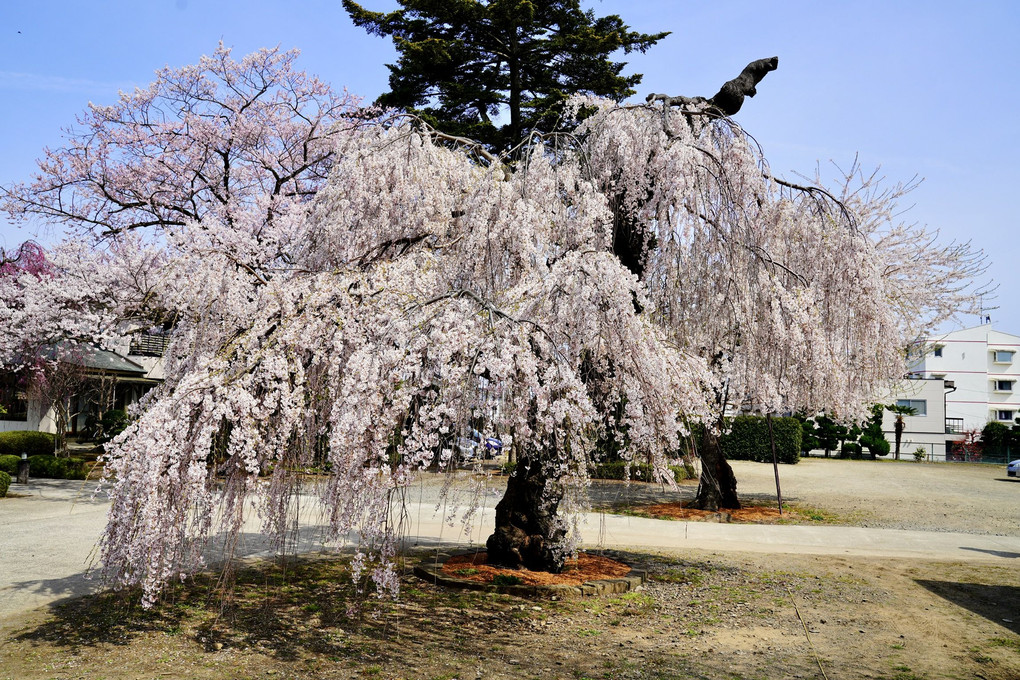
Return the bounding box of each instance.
[0,48,985,606]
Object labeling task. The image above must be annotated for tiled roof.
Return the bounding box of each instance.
[40,342,147,375]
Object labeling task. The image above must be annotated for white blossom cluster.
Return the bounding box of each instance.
[1,84,984,605]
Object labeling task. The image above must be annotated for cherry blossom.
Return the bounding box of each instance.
[1,49,986,603]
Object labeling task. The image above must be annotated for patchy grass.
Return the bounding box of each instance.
[989,636,1020,653]
[1,551,1018,680]
[650,567,705,586]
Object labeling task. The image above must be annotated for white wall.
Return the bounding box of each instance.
[912,323,1020,431]
[0,398,55,434]
[880,378,954,461]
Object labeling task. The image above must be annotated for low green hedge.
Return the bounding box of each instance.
[721,415,801,465]
[591,460,695,483]
[840,441,863,459]
[25,455,87,480]
[0,454,19,475]
[0,470,9,497]
[0,431,56,456]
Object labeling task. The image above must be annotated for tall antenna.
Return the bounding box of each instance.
[979,295,992,325]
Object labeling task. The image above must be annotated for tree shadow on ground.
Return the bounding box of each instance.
[587,478,793,510]
[12,554,364,659]
[12,586,190,648]
[6,571,99,602]
[7,546,819,679]
[10,545,559,665]
[915,579,1020,635]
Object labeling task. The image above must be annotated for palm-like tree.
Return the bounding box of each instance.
[886,404,918,460]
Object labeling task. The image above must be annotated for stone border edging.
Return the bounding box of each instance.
[413,550,646,598]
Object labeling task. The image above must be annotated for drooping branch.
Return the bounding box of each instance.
[768,174,858,232]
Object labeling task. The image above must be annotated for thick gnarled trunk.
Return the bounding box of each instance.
[486,455,567,572]
[690,427,741,511]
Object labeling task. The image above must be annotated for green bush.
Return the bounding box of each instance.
[26,455,87,480]
[0,431,56,456]
[720,415,802,465]
[859,432,890,458]
[492,574,524,587]
[0,470,10,497]
[0,454,19,475]
[840,441,863,459]
[590,460,695,482]
[99,409,130,443]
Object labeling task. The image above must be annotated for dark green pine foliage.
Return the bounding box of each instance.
[343,0,668,151]
[858,404,890,459]
[793,413,820,455]
[814,414,849,458]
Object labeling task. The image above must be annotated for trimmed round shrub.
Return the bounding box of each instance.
[25,455,87,480]
[0,454,20,475]
[0,431,56,456]
[0,470,10,497]
[840,442,863,459]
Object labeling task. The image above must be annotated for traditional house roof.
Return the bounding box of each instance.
[39,342,148,376]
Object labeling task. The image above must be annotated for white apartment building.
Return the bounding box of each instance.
[908,323,1020,432]
[879,377,956,461]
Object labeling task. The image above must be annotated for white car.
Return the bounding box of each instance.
[1008,459,1019,477]
[455,437,479,460]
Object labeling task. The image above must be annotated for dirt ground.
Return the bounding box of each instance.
[728,458,1020,536]
[1,458,1018,679]
[589,457,1020,536]
[1,547,1018,680]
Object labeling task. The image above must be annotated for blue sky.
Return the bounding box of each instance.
[1,1,1018,331]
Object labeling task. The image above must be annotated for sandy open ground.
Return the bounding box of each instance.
[715,457,1018,535]
[1,457,1018,679]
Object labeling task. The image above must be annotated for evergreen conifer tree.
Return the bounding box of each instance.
[343,0,667,151]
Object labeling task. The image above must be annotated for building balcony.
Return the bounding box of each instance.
[129,333,171,357]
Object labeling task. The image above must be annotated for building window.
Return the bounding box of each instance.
[996,380,1015,392]
[129,330,172,357]
[933,346,943,357]
[997,410,1015,421]
[994,350,1015,363]
[896,399,927,416]
[0,373,29,422]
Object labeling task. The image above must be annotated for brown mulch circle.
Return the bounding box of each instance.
[638,502,784,522]
[441,551,631,586]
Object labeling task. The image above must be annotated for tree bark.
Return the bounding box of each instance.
[508,51,521,149]
[52,397,70,456]
[646,56,778,117]
[690,427,741,511]
[486,453,567,572]
[894,419,903,460]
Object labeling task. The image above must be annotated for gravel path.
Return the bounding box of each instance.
[407,456,1020,536]
[1,457,1016,619]
[725,457,1019,536]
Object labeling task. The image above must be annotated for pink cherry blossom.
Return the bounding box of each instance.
[0,50,987,605]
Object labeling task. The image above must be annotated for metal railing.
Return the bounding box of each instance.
[129,333,171,357]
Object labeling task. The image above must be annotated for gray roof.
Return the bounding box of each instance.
[41,342,148,375]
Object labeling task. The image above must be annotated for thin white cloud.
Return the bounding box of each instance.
[0,71,138,95]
